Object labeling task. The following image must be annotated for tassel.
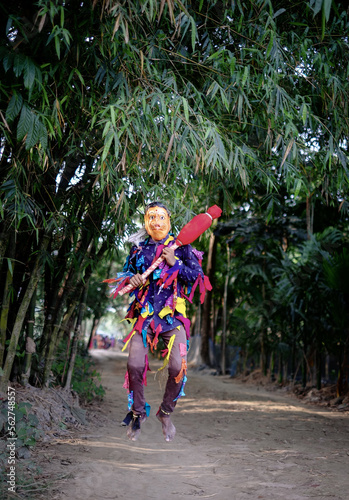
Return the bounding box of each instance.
[174,358,187,384]
[173,375,187,402]
[149,324,162,352]
[177,316,191,340]
[158,334,175,371]
[122,331,136,351]
[123,371,129,390]
[142,355,150,386]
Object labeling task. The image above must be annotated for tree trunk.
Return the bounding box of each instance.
[0,229,10,269]
[21,288,37,386]
[270,350,275,381]
[42,237,105,386]
[64,282,89,390]
[278,353,283,384]
[0,233,51,392]
[316,347,322,390]
[86,316,101,353]
[0,231,15,367]
[337,331,349,396]
[221,244,230,375]
[200,233,217,366]
[306,194,314,240]
[42,299,78,387]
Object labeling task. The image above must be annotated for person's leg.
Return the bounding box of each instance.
[157,326,187,441]
[126,332,151,440]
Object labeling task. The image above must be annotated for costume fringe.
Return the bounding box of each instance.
[122,331,136,351]
[123,371,129,390]
[158,334,176,371]
[174,358,187,384]
[142,355,150,386]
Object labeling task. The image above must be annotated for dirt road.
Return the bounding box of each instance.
[42,349,349,500]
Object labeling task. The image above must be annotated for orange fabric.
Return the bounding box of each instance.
[174,358,187,384]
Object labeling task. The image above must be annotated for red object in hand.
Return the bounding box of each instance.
[118,205,222,296]
[175,205,222,246]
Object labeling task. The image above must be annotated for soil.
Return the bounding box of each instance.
[4,349,349,500]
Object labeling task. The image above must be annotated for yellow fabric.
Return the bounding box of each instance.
[158,306,172,319]
[141,303,154,318]
[121,317,137,327]
[158,334,176,372]
[159,298,186,319]
[122,331,135,352]
[164,235,174,245]
[175,297,186,317]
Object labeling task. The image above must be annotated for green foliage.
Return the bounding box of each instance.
[71,350,105,403]
[0,401,44,448]
[51,341,105,403]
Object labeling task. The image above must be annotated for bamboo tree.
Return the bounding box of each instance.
[221,244,230,375]
[64,282,89,390]
[0,232,15,367]
[200,233,217,366]
[0,234,51,392]
[21,288,37,386]
[42,294,80,387]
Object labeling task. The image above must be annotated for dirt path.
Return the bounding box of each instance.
[39,349,349,500]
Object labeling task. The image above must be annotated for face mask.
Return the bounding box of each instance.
[144,206,171,241]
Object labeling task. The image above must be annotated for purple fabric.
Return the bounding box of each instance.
[123,234,204,334]
[127,326,187,414]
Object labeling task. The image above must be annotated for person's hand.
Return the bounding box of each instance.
[162,247,176,267]
[129,274,146,288]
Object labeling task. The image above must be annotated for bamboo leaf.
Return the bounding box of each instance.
[280,139,294,168]
[6,92,23,122]
[301,103,307,125]
[165,133,175,161]
[190,16,197,51]
[26,114,41,149]
[182,96,189,122]
[313,0,323,16]
[112,14,121,39]
[273,8,286,19]
[23,57,36,90]
[266,32,274,58]
[38,120,48,150]
[55,35,61,59]
[13,54,25,77]
[74,69,85,86]
[110,106,116,127]
[101,132,114,162]
[294,178,302,198]
[17,105,33,141]
[242,66,249,87]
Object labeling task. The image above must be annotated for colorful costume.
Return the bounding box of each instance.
[110,232,211,424]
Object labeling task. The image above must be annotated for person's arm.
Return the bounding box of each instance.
[124,245,149,289]
[129,273,146,288]
[165,244,204,285]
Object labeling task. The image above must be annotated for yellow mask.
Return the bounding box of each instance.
[144,206,171,241]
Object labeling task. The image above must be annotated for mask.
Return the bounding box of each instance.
[144,206,171,241]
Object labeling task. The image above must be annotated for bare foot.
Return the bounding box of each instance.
[156,410,176,442]
[126,414,147,441]
[126,425,141,441]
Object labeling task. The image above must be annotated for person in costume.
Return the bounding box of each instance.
[111,202,211,442]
